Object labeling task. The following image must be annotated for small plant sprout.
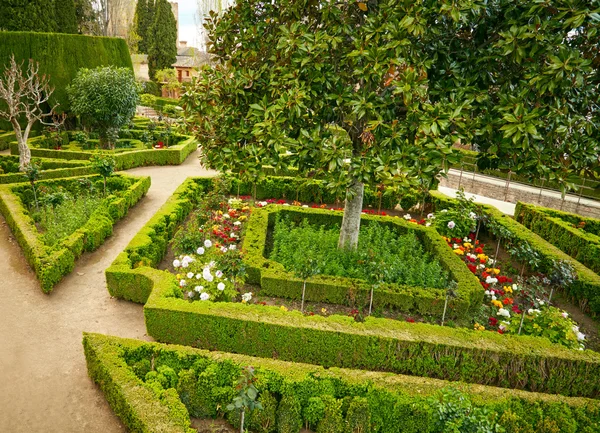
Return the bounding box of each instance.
[293,256,320,313]
[226,366,263,433]
[23,161,41,211]
[363,250,386,316]
[441,281,458,326]
[90,154,116,197]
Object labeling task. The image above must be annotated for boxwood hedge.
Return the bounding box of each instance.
[0,155,94,184]
[0,174,150,292]
[515,202,600,274]
[83,333,600,433]
[244,205,482,318]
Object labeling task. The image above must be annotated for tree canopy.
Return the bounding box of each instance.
[148,0,177,81]
[183,0,600,248]
[0,0,77,34]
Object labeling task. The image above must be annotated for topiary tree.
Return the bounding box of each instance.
[147,0,177,82]
[24,161,42,212]
[68,66,139,149]
[90,154,116,197]
[184,0,600,251]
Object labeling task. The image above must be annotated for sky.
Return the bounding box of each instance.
[175,0,201,49]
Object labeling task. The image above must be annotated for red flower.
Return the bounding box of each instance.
[475,247,484,254]
[497,329,504,334]
[277,199,286,204]
[467,256,476,263]
[503,298,513,305]
[380,211,387,216]
[406,318,415,323]
[511,305,521,314]
[481,282,489,289]
[488,317,498,326]
[467,264,477,273]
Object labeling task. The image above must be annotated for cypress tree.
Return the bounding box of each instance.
[0,0,57,32]
[134,0,148,53]
[145,0,156,46]
[147,0,177,82]
[55,0,78,34]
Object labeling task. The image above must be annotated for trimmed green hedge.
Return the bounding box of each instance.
[0,174,150,292]
[526,205,600,237]
[431,191,600,315]
[0,31,133,115]
[244,206,482,318]
[10,136,197,168]
[515,202,600,274]
[84,333,600,433]
[0,155,94,184]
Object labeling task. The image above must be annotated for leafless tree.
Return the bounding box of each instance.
[0,56,59,170]
[94,0,133,37]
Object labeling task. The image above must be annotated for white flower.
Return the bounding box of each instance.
[242,292,253,302]
[200,292,210,301]
[179,279,186,287]
[491,295,497,301]
[223,214,231,219]
[463,237,470,242]
[183,255,192,262]
[233,221,242,226]
[425,222,431,227]
[173,259,181,268]
[484,290,491,296]
[181,261,189,268]
[499,324,507,331]
[196,247,205,255]
[577,332,585,341]
[478,264,486,269]
[427,213,435,219]
[497,308,511,318]
[512,284,518,291]
[441,209,448,213]
[528,308,541,315]
[283,203,290,206]
[572,325,580,333]
[216,270,223,278]
[204,239,213,248]
[230,232,238,238]
[217,282,225,291]
[203,273,214,283]
[538,300,545,306]
[453,244,459,249]
[187,291,194,298]
[561,311,569,319]
[487,259,496,265]
[302,205,309,208]
[194,286,204,292]
[258,201,268,207]
[229,244,237,251]
[485,276,498,284]
[209,261,216,268]
[447,221,456,229]
[221,246,228,253]
[185,272,192,279]
[403,214,412,220]
[196,274,202,279]
[469,212,477,219]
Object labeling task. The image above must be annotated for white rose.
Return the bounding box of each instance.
[561,311,568,319]
[427,213,435,219]
[403,214,412,220]
[577,332,585,341]
[447,221,456,229]
[229,244,237,251]
[173,259,181,268]
[187,291,194,298]
[233,221,242,226]
[194,286,203,292]
[196,274,202,279]
[200,293,210,301]
[179,279,186,287]
[497,308,510,318]
[181,261,189,268]
[216,270,223,278]
[187,272,194,279]
[217,282,225,291]
[204,239,213,248]
[221,246,228,253]
[491,295,497,301]
[196,247,205,255]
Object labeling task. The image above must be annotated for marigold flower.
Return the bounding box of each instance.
[491,300,503,308]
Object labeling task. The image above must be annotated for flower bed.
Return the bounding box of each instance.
[515,202,600,274]
[83,333,600,433]
[0,173,150,292]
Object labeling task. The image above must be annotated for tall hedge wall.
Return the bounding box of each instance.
[0,31,133,119]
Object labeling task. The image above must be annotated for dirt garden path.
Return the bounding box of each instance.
[0,149,216,433]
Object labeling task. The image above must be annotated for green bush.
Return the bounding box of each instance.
[83,333,600,433]
[317,395,344,433]
[0,174,150,292]
[515,202,600,274]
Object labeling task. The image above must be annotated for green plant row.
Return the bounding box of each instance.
[0,156,94,184]
[430,191,600,315]
[516,202,600,237]
[244,206,482,318]
[515,202,600,274]
[83,332,600,433]
[0,174,150,292]
[10,136,197,168]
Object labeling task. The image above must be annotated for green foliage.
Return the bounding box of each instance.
[304,397,326,429]
[270,215,449,289]
[0,0,57,32]
[248,391,278,433]
[0,31,133,118]
[277,393,302,433]
[54,0,78,34]
[317,395,344,433]
[147,0,177,82]
[83,333,600,433]
[227,366,263,432]
[69,66,140,148]
[90,154,116,196]
[345,397,371,433]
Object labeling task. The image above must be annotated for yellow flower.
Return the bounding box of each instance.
[176,274,181,279]
[491,300,503,308]
[241,299,247,304]
[477,253,488,262]
[463,242,473,249]
[504,285,513,294]
[321,308,327,314]
[493,268,501,275]
[238,215,247,221]
[280,305,288,312]
[242,206,250,211]
[453,249,464,255]
[474,323,485,331]
[217,210,223,215]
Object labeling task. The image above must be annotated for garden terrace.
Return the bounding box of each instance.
[515,202,600,274]
[105,177,600,398]
[430,191,600,316]
[84,333,600,433]
[0,155,93,184]
[0,173,150,292]
[244,205,482,318]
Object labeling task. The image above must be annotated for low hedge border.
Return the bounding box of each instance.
[83,332,600,433]
[524,204,600,236]
[244,206,482,318]
[0,156,94,184]
[515,202,600,274]
[431,191,600,315]
[9,136,197,168]
[0,173,151,292]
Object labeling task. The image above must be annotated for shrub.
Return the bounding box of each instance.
[317,395,344,433]
[345,397,371,433]
[277,393,303,433]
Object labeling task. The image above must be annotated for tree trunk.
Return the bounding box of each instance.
[240,409,245,433]
[17,137,31,170]
[338,180,364,250]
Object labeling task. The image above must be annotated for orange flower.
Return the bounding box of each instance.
[503,298,513,305]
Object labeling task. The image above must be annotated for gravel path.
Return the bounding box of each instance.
[0,149,216,432]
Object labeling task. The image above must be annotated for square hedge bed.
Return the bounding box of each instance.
[0,155,95,184]
[244,205,483,318]
[515,202,600,274]
[106,177,600,398]
[0,173,151,292]
[9,134,197,170]
[430,191,600,316]
[83,333,600,433]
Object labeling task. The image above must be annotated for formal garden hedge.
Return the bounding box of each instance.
[104,177,600,398]
[84,333,600,433]
[244,206,482,317]
[515,202,600,274]
[0,31,132,116]
[430,191,600,316]
[0,155,94,184]
[0,174,150,292]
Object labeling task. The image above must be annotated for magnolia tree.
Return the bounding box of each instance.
[183,0,600,250]
[0,56,58,170]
